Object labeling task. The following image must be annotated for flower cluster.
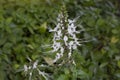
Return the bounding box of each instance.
[49,6,81,63]
[23,57,48,80]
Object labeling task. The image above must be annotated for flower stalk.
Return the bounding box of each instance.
[23,57,49,80]
[50,6,81,65]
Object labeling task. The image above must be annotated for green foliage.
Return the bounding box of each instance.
[0,0,120,80]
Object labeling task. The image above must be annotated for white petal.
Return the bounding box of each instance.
[24,65,28,72]
[68,52,72,58]
[60,47,64,54]
[64,36,68,41]
[73,44,77,49]
[33,60,38,69]
[57,30,62,36]
[53,53,61,62]
[69,41,74,46]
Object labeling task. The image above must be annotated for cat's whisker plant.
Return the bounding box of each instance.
[23,57,49,80]
[49,6,85,65]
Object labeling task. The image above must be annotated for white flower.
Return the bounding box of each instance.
[72,60,76,66]
[68,52,72,58]
[62,27,64,30]
[73,44,77,49]
[29,72,32,76]
[57,30,62,36]
[24,65,28,72]
[33,60,38,69]
[63,36,68,46]
[23,58,49,80]
[52,42,61,52]
[28,66,31,69]
[64,36,68,41]
[68,26,73,35]
[53,53,61,62]
[68,19,75,23]
[37,69,48,80]
[69,41,74,45]
[60,47,64,55]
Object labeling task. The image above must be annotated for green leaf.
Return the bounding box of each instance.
[96,18,105,26]
[6,17,13,24]
[77,70,89,79]
[43,57,54,66]
[38,22,47,34]
[100,62,108,68]
[117,61,120,68]
[115,73,120,78]
[57,74,68,80]
[0,70,5,80]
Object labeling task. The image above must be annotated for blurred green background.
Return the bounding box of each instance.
[0,0,120,80]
